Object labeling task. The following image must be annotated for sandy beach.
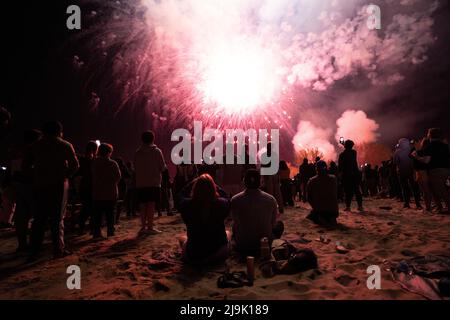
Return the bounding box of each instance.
[0,197,449,300]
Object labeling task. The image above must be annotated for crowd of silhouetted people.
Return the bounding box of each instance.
[0,119,449,265]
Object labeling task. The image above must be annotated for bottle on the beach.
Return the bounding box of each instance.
[260,237,271,261]
[246,256,255,284]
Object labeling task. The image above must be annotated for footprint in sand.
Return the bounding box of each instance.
[117,261,131,271]
[148,260,173,271]
[126,272,137,281]
[261,280,309,293]
[374,249,389,258]
[153,279,171,292]
[334,273,360,287]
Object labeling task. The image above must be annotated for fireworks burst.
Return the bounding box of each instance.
[71,0,438,158]
[72,0,299,131]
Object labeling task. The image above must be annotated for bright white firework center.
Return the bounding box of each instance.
[196,37,282,116]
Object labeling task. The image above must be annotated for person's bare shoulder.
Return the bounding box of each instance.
[259,190,277,205]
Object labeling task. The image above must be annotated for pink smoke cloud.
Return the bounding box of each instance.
[292,120,337,161]
[335,110,380,145]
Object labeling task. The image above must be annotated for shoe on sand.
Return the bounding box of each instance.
[335,242,350,254]
[344,207,351,212]
[53,249,72,259]
[357,207,365,212]
[138,227,147,235]
[315,235,331,244]
[148,228,162,235]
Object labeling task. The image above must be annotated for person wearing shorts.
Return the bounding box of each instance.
[134,131,167,234]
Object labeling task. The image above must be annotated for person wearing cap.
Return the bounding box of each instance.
[306,161,339,226]
[338,140,364,212]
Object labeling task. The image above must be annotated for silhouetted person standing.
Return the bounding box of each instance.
[299,158,314,203]
[279,160,294,207]
[338,140,363,212]
[378,161,390,197]
[114,157,130,222]
[92,143,121,238]
[25,121,79,260]
[159,169,172,216]
[134,131,167,234]
[260,143,284,213]
[364,164,378,197]
[124,161,137,217]
[77,141,98,234]
[411,138,433,212]
[12,129,41,252]
[415,128,450,213]
[393,138,422,209]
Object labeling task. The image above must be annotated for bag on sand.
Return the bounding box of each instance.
[271,240,318,275]
[286,249,318,272]
[271,239,297,261]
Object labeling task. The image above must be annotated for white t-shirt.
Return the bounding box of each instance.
[134,144,167,188]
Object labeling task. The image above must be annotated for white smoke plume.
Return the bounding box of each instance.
[335,110,380,145]
[292,120,337,161]
[292,110,380,162]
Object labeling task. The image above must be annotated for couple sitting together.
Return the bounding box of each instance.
[178,169,284,265]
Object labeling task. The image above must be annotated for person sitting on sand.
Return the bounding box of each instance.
[179,174,230,265]
[306,161,339,226]
[91,143,121,238]
[230,169,284,257]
